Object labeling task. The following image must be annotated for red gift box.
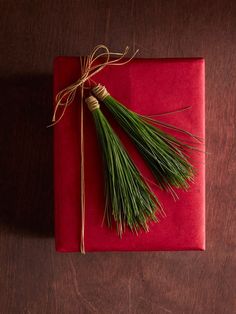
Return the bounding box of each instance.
[54,57,205,252]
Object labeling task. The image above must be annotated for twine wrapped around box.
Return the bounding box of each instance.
[51,45,201,253]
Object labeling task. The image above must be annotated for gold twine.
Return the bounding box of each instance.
[50,45,138,126]
[51,45,139,253]
[79,57,86,254]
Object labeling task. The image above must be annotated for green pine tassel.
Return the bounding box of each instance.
[85,96,162,236]
[92,85,195,195]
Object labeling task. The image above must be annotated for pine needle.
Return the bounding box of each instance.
[91,108,162,236]
[99,95,195,193]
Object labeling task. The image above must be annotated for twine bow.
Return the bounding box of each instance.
[51,45,138,253]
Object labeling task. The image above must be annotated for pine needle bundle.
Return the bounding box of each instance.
[92,85,195,195]
[85,95,161,236]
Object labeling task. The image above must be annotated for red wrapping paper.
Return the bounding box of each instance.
[54,57,205,252]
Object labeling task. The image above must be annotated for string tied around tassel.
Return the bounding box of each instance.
[92,84,110,101]
[85,96,100,111]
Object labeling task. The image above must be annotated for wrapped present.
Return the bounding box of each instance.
[53,53,205,252]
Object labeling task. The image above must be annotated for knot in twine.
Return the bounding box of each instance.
[51,45,138,254]
[50,45,138,126]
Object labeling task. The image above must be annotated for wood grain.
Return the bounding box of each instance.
[0,0,235,313]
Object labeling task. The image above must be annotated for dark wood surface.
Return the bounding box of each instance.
[0,1,235,313]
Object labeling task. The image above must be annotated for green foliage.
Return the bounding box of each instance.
[101,96,195,194]
[92,108,161,236]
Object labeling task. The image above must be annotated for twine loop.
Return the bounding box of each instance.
[50,45,138,126]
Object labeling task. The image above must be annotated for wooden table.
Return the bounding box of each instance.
[0,1,235,313]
